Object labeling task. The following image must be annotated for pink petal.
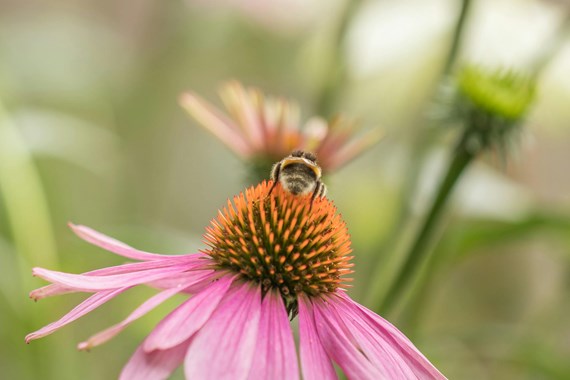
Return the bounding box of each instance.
[247,290,299,380]
[268,100,301,156]
[78,276,206,351]
[30,259,212,300]
[179,92,252,157]
[336,292,447,379]
[221,82,264,150]
[144,275,234,352]
[32,262,198,292]
[298,295,337,380]
[184,282,261,380]
[30,261,169,301]
[312,298,382,379]
[69,224,192,261]
[25,287,130,343]
[30,284,78,301]
[120,338,190,380]
[148,269,216,293]
[329,300,416,378]
[323,129,384,171]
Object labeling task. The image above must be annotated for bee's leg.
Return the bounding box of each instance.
[309,182,321,210]
[319,183,327,198]
[268,181,278,196]
[268,163,281,196]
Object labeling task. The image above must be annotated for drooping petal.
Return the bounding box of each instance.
[312,298,383,379]
[247,290,299,380]
[32,262,197,292]
[144,275,234,352]
[77,272,214,351]
[119,338,189,380]
[323,128,384,171]
[298,295,337,380]
[220,82,264,150]
[30,261,175,301]
[184,282,261,380]
[69,224,193,261]
[25,287,130,343]
[30,261,213,300]
[179,92,252,157]
[328,300,416,378]
[336,292,447,380]
[148,269,215,293]
[30,284,77,301]
[267,98,301,156]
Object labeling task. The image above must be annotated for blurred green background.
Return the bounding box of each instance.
[1,0,570,379]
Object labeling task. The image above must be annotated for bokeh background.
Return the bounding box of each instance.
[1,0,570,379]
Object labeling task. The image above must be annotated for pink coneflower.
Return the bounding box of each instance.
[27,182,446,379]
[180,81,382,175]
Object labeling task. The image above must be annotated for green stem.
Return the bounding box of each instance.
[443,0,473,75]
[0,98,62,380]
[365,0,474,306]
[314,0,362,117]
[378,133,475,314]
[0,100,58,269]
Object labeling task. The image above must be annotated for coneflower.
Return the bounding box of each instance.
[180,81,382,180]
[27,181,445,379]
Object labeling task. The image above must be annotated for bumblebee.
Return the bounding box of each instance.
[269,150,327,201]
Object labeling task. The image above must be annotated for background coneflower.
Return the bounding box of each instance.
[180,82,383,181]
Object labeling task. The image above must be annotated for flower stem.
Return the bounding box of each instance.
[365,0,474,307]
[378,132,475,314]
[442,0,473,75]
[0,99,59,269]
[314,0,362,117]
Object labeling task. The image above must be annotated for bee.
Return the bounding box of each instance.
[269,150,327,201]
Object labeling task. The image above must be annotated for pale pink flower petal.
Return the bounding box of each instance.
[321,128,384,171]
[312,299,383,379]
[298,295,337,380]
[247,290,299,380]
[220,82,265,150]
[30,261,173,301]
[179,92,252,157]
[266,99,301,156]
[32,262,197,292]
[148,269,215,292]
[76,271,216,351]
[326,299,417,377]
[30,284,76,301]
[78,287,181,351]
[184,283,261,380]
[120,339,190,380]
[30,261,211,301]
[25,287,130,343]
[144,275,234,352]
[337,292,447,379]
[69,224,191,261]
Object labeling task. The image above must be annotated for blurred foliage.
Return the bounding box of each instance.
[1,0,570,379]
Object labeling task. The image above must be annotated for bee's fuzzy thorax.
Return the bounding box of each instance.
[279,163,318,195]
[202,181,353,304]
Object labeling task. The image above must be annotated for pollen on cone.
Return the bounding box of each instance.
[203,181,353,299]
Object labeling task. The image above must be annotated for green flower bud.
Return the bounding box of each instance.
[437,65,537,155]
[457,65,536,121]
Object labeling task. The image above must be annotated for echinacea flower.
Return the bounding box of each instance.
[180,81,382,179]
[27,181,446,379]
